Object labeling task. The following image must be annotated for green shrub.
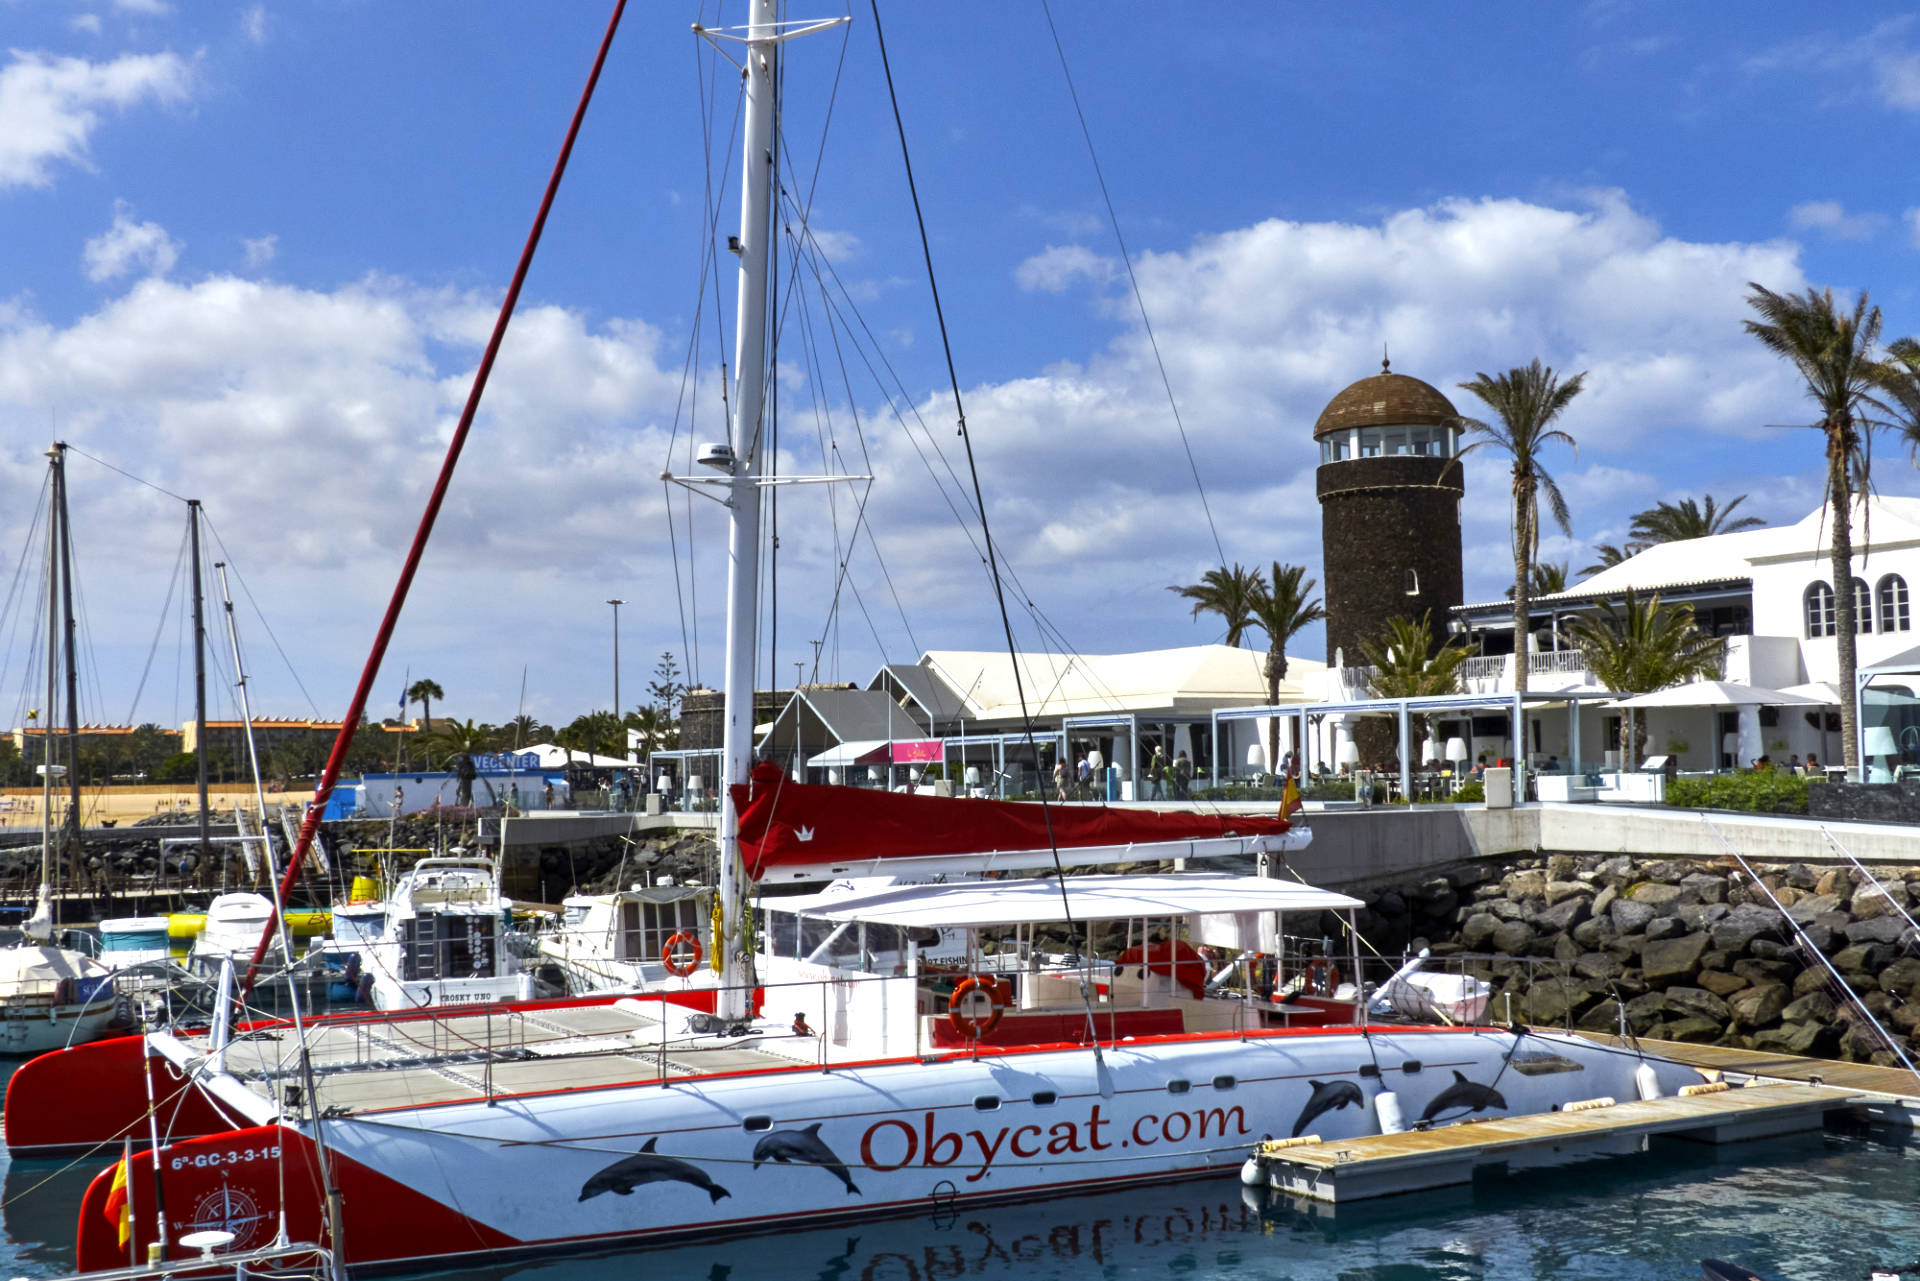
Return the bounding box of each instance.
[1452,780,1485,803]
[1300,780,1354,801]
[1664,771,1808,814]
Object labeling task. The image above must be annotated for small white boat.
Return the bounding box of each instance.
[96,915,174,972]
[344,856,534,1011]
[190,893,282,975]
[539,882,717,994]
[0,945,118,1055]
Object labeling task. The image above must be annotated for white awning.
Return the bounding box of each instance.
[805,739,893,769]
[803,872,1361,929]
[1606,681,1821,710]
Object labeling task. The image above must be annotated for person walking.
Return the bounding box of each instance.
[1053,759,1067,802]
[1173,750,1193,800]
[1147,747,1167,801]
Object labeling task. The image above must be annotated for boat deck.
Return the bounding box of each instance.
[202,1001,810,1115]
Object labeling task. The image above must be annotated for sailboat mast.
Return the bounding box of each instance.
[36,445,60,931]
[53,443,83,886]
[189,500,211,880]
[715,0,780,1020]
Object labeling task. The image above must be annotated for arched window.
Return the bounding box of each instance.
[1880,574,1911,633]
[1804,581,1835,638]
[1853,577,1874,634]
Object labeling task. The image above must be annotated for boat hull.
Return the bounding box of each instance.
[76,1026,1705,1274]
[0,997,116,1056]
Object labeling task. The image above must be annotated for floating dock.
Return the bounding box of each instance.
[1576,1033,1920,1127]
[1254,1082,1860,1202]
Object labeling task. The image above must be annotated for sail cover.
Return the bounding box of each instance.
[732,762,1299,881]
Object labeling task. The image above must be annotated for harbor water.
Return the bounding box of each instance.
[2,1054,1914,1281]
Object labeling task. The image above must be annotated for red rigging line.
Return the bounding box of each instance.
[241,0,629,998]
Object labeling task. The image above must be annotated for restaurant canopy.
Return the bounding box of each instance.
[1605,681,1821,710]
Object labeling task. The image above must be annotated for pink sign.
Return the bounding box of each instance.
[891,740,944,764]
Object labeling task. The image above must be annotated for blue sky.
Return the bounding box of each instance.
[1,2,1918,731]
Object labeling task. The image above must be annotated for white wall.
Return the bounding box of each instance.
[1749,543,1920,683]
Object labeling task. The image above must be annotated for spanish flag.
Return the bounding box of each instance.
[103,1156,131,1249]
[1281,773,1302,820]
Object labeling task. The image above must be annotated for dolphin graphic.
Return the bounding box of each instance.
[1417,1070,1508,1124]
[1291,1079,1364,1137]
[579,1137,732,1203]
[752,1123,862,1195]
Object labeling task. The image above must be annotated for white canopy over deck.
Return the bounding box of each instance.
[802,872,1362,930]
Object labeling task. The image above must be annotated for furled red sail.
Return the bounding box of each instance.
[731,762,1295,881]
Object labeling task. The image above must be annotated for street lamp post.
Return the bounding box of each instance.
[607,599,626,740]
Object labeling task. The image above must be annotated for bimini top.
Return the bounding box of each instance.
[802,872,1361,930]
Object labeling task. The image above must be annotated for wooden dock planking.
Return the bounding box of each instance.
[1260,1083,1858,1202]
[1577,1033,1920,1122]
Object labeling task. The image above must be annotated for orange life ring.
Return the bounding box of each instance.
[947,976,1008,1039]
[662,931,703,978]
[1304,958,1340,998]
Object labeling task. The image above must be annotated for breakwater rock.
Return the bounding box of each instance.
[1348,853,1920,1066]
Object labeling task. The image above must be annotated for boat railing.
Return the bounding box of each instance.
[46,1239,332,1281]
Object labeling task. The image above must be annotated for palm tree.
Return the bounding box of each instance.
[1565,590,1725,766]
[407,678,445,733]
[1744,284,1893,773]
[1248,563,1326,771]
[1506,562,1568,599]
[421,718,488,769]
[1456,360,1586,697]
[506,713,544,748]
[1580,542,1640,577]
[1886,336,1920,460]
[1628,494,1766,545]
[1359,614,1471,756]
[1169,563,1264,647]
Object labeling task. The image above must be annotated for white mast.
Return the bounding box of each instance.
[713,0,780,1021]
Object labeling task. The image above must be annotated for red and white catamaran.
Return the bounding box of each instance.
[25,6,1714,1275]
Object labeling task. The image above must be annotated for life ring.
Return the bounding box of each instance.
[947,976,1008,1040]
[1304,958,1340,998]
[662,931,703,978]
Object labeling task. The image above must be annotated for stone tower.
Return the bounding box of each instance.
[1314,359,1466,664]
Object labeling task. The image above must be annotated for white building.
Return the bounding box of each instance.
[1429,496,1920,775]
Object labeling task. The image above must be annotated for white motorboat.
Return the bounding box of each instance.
[538,882,717,994]
[343,856,534,1010]
[96,917,174,972]
[189,893,281,975]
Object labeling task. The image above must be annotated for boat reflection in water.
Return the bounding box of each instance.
[467,1180,1267,1281]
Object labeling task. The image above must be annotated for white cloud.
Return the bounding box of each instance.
[0,189,1893,720]
[114,0,173,14]
[1786,199,1883,241]
[242,234,277,267]
[1746,19,1920,113]
[803,228,859,260]
[82,202,180,281]
[241,6,268,45]
[70,15,104,35]
[1906,208,1920,249]
[1014,244,1115,293]
[0,50,194,188]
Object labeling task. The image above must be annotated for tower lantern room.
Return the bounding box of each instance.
[1313,358,1466,666]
